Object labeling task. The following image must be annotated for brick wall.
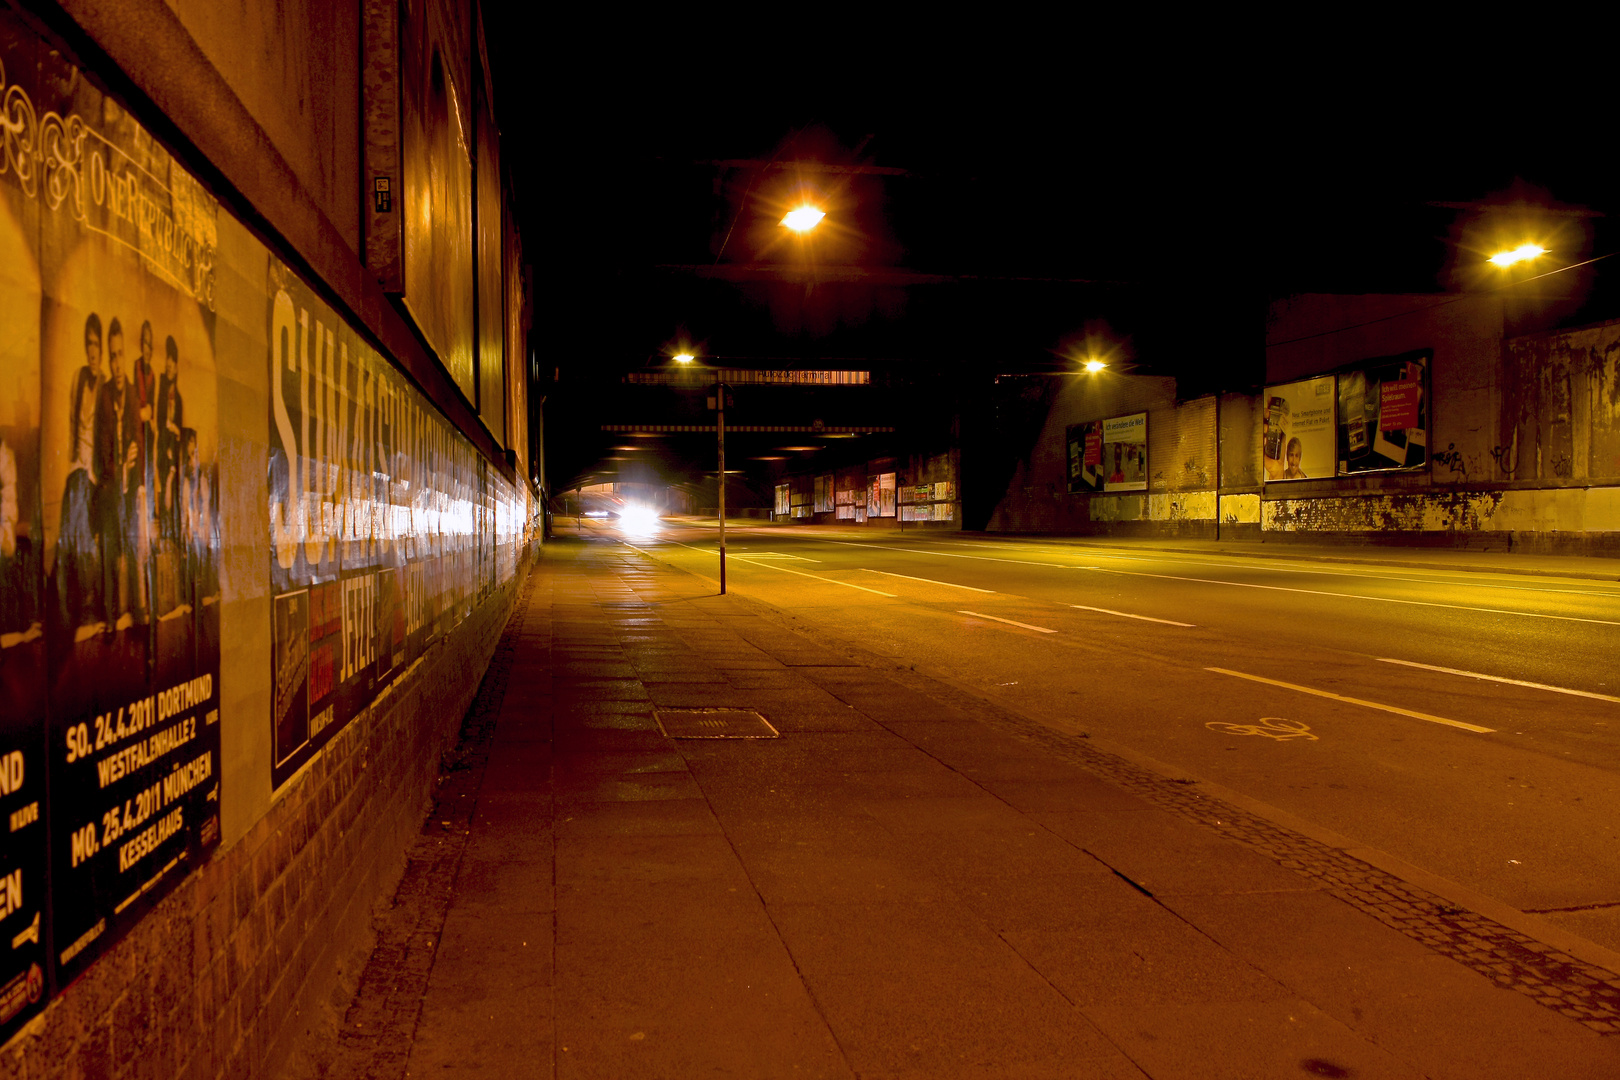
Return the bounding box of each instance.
[0,551,532,1080]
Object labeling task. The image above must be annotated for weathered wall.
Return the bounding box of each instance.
[0,3,539,1076]
[1256,295,1620,550]
[1499,321,1620,486]
[163,0,363,252]
[0,565,528,1078]
[981,293,1620,552]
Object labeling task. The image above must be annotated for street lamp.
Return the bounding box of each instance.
[1083,359,1108,373]
[673,352,695,363]
[780,206,826,232]
[1488,243,1546,268]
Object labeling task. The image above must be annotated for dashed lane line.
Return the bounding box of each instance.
[860,569,995,593]
[1071,604,1194,627]
[1377,658,1620,704]
[1205,667,1494,733]
[957,610,1058,634]
[1097,567,1620,628]
[740,560,897,596]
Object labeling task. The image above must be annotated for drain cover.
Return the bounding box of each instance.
[655,709,779,739]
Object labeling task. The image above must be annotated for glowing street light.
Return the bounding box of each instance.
[1488,243,1546,268]
[780,206,826,232]
[1083,359,1108,373]
[673,352,695,363]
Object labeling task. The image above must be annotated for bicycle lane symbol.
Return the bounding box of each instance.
[1205,717,1318,741]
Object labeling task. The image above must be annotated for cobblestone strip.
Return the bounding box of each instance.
[1004,715,1620,1035]
[313,573,537,1078]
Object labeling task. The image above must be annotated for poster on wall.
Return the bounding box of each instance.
[774,484,789,517]
[867,473,896,518]
[1337,351,1429,474]
[268,260,494,788]
[814,474,833,514]
[0,23,49,1031]
[1101,413,1147,492]
[1066,420,1104,493]
[1262,376,1336,482]
[267,249,521,791]
[0,20,222,1009]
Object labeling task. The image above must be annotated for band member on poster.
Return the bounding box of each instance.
[157,335,183,542]
[0,433,17,634]
[56,314,105,634]
[180,428,216,602]
[94,318,130,629]
[125,320,156,625]
[1108,444,1125,485]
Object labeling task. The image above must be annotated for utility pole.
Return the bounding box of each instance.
[717,376,726,594]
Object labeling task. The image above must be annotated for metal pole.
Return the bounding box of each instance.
[717,378,726,594]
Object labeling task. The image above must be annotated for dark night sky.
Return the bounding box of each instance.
[486,19,1615,491]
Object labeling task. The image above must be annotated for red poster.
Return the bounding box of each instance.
[1380,381,1420,431]
[1084,428,1102,467]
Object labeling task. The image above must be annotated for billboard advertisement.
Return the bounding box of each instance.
[1337,351,1429,475]
[1262,376,1336,482]
[0,23,222,1026]
[1101,413,1147,492]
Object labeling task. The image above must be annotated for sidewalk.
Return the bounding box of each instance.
[317,534,1620,1079]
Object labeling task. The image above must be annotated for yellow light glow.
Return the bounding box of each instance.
[1084,359,1108,373]
[617,503,661,538]
[673,353,695,363]
[1488,244,1546,268]
[780,207,826,232]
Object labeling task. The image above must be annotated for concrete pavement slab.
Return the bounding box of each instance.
[1164,888,1620,1080]
[1082,999,1425,1080]
[1033,807,1329,896]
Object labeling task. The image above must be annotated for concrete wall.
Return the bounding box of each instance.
[1260,295,1620,552]
[980,293,1620,553]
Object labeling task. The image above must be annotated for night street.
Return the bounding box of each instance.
[614,519,1620,954]
[10,5,1620,1076]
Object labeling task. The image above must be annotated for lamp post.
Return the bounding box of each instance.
[717,373,727,593]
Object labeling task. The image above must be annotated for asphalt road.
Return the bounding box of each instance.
[596,516,1620,956]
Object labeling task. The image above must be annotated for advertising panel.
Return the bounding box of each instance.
[814,474,833,514]
[1262,376,1336,482]
[867,472,896,518]
[268,261,510,789]
[834,485,859,521]
[0,22,222,1021]
[1101,413,1147,492]
[1337,351,1429,474]
[1066,420,1104,493]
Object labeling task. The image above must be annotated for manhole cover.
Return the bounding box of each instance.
[655,709,779,739]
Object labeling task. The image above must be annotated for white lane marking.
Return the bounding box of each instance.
[815,539,1080,569]
[1071,604,1195,627]
[815,537,1620,601]
[1204,667,1494,733]
[1376,658,1620,703]
[743,560,896,596]
[1096,568,1620,627]
[860,569,995,593]
[957,610,1058,634]
[1162,558,1620,599]
[731,552,822,562]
